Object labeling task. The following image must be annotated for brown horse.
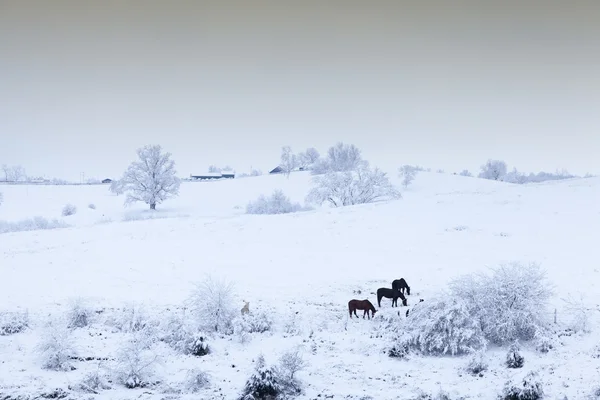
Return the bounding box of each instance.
[348,299,377,319]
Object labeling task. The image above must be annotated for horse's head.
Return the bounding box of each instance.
[402,298,408,307]
[406,286,411,296]
[372,308,378,317]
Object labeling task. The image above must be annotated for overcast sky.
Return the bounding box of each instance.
[1,1,599,181]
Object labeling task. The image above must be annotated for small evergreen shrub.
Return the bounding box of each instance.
[506,342,525,369]
[499,371,544,400]
[0,310,29,335]
[239,355,282,400]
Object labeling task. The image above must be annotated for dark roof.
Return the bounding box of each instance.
[269,166,283,174]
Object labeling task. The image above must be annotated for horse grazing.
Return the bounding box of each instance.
[377,288,407,308]
[392,278,411,296]
[348,299,377,319]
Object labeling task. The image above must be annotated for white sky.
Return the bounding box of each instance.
[1,1,599,181]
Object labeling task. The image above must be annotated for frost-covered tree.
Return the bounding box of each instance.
[459,169,473,177]
[186,276,237,334]
[280,146,297,178]
[478,159,507,181]
[1,164,26,182]
[119,145,181,210]
[398,165,419,188]
[246,190,304,215]
[109,179,125,196]
[306,166,400,207]
[207,165,221,173]
[0,191,3,206]
[305,147,320,164]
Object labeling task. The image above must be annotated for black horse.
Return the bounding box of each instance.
[392,278,411,296]
[377,288,407,308]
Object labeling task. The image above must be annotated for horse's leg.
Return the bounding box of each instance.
[349,308,352,318]
[354,309,358,318]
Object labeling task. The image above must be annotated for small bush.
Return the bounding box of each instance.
[36,321,78,371]
[459,170,473,177]
[388,342,410,359]
[499,371,544,400]
[62,203,77,216]
[282,311,303,337]
[113,303,154,334]
[246,190,305,215]
[239,355,282,400]
[0,216,69,234]
[398,165,419,188]
[66,298,93,328]
[506,342,525,369]
[114,332,160,388]
[233,311,273,342]
[0,310,29,335]
[160,313,210,356]
[533,331,555,354]
[88,203,96,210]
[186,276,237,335]
[276,347,308,395]
[587,386,600,399]
[184,368,211,393]
[73,369,111,393]
[466,350,488,375]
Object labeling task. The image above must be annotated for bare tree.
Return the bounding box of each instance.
[305,147,320,164]
[11,165,26,182]
[280,146,297,178]
[109,179,125,196]
[1,164,9,182]
[119,145,181,210]
[398,165,418,188]
[208,165,221,173]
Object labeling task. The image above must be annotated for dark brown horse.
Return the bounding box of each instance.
[377,288,407,308]
[392,278,411,296]
[348,299,377,319]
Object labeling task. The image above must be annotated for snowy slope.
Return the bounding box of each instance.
[1,172,599,399]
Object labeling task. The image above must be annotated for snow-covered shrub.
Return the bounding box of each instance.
[562,293,591,333]
[533,331,555,354]
[36,321,78,371]
[88,203,96,210]
[388,341,410,359]
[505,342,524,369]
[591,344,600,359]
[478,159,507,181]
[499,371,544,400]
[466,350,488,375]
[587,386,600,400]
[184,368,211,393]
[66,297,93,328]
[246,190,305,215]
[0,216,69,234]
[73,368,111,393]
[62,203,77,216]
[111,303,155,335]
[109,179,125,195]
[306,165,400,207]
[459,169,473,177]
[160,312,210,356]
[398,165,419,188]
[119,144,181,210]
[186,276,237,335]
[239,355,282,400]
[114,332,160,388]
[449,262,552,345]
[276,347,308,395]
[233,312,273,344]
[282,311,303,337]
[0,310,29,335]
[396,295,487,356]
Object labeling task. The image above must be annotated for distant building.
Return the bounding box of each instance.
[269,166,283,174]
[222,172,235,179]
[102,178,112,184]
[190,172,235,180]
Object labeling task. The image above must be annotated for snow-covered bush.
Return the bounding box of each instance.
[239,355,282,400]
[0,310,29,335]
[36,321,78,371]
[499,371,544,400]
[398,165,419,188]
[112,303,156,335]
[183,368,211,393]
[562,293,591,334]
[187,276,237,335]
[311,142,366,175]
[109,179,125,195]
[588,386,600,400]
[282,311,303,337]
[246,190,305,215]
[160,312,210,356]
[276,348,308,396]
[73,368,112,393]
[505,342,525,369]
[233,312,274,343]
[297,147,320,170]
[88,203,96,210]
[66,297,93,328]
[449,262,552,345]
[397,295,487,356]
[0,216,69,234]
[114,332,160,388]
[478,159,508,181]
[306,166,400,207]
[62,203,77,216]
[459,169,473,177]
[119,144,181,210]
[533,331,556,354]
[466,350,488,375]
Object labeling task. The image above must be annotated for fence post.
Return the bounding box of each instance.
[554,308,557,324]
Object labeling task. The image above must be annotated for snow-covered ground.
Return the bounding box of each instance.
[1,171,599,399]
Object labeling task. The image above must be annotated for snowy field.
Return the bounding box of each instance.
[1,171,600,399]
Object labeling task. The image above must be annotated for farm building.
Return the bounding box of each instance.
[269,166,283,174]
[190,172,235,180]
[102,178,112,184]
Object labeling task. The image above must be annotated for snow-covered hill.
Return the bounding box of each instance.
[1,172,599,399]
